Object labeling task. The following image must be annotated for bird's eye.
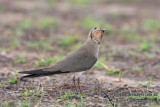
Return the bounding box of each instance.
[94,27,97,30]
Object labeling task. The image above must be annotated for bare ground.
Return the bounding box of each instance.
[0,0,160,106]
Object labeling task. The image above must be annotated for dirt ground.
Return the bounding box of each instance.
[0,0,160,107]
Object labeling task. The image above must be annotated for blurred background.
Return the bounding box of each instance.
[0,0,160,81]
[0,0,160,106]
[0,0,160,79]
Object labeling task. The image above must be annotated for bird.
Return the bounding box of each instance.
[19,27,105,93]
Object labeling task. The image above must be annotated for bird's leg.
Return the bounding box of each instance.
[77,77,82,94]
[73,74,78,93]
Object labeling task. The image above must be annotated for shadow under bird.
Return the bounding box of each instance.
[19,27,105,93]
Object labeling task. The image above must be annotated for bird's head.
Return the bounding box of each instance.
[89,27,105,45]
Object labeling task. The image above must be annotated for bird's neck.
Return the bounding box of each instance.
[83,38,100,58]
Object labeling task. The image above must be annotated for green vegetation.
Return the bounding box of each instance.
[108,12,120,18]
[17,17,59,30]
[17,87,43,97]
[72,96,86,107]
[119,70,122,82]
[9,77,18,84]
[106,51,114,58]
[35,54,64,67]
[59,91,76,100]
[102,64,122,78]
[129,95,159,100]
[67,0,89,7]
[15,87,44,107]
[72,42,83,50]
[15,55,27,63]
[35,17,59,29]
[142,76,153,87]
[132,66,144,72]
[150,34,160,43]
[18,18,32,30]
[105,68,122,76]
[116,0,139,3]
[2,100,14,107]
[128,95,160,104]
[139,40,151,51]
[48,0,57,7]
[58,34,80,46]
[95,57,122,79]
[12,68,19,74]
[0,48,5,52]
[13,28,24,37]
[81,15,114,34]
[9,36,21,49]
[94,57,106,68]
[107,0,140,3]
[145,53,155,59]
[64,98,86,107]
[59,91,86,107]
[18,100,31,107]
[120,27,141,42]
[128,50,139,57]
[27,40,53,51]
[143,19,160,31]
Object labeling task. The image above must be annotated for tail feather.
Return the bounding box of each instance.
[19,69,53,75]
[19,69,69,79]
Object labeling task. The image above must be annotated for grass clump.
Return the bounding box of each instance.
[132,66,144,72]
[105,66,122,76]
[9,77,18,84]
[81,15,114,34]
[27,40,53,51]
[15,55,27,63]
[72,96,86,107]
[35,17,59,29]
[35,54,64,67]
[58,34,79,46]
[18,100,31,107]
[143,19,160,31]
[59,91,86,106]
[17,17,59,30]
[128,50,139,57]
[35,57,56,67]
[67,0,89,7]
[128,95,160,100]
[120,27,141,42]
[12,68,19,74]
[9,36,21,49]
[95,57,123,81]
[0,48,5,52]
[17,19,32,30]
[48,0,57,7]
[14,28,24,37]
[94,57,106,68]
[59,91,76,100]
[142,76,153,87]
[128,94,160,104]
[17,88,43,97]
[139,40,151,51]
[2,100,14,107]
[16,87,44,107]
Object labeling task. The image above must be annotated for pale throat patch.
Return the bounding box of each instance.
[91,35,101,45]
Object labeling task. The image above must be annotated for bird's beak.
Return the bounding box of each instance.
[102,29,106,32]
